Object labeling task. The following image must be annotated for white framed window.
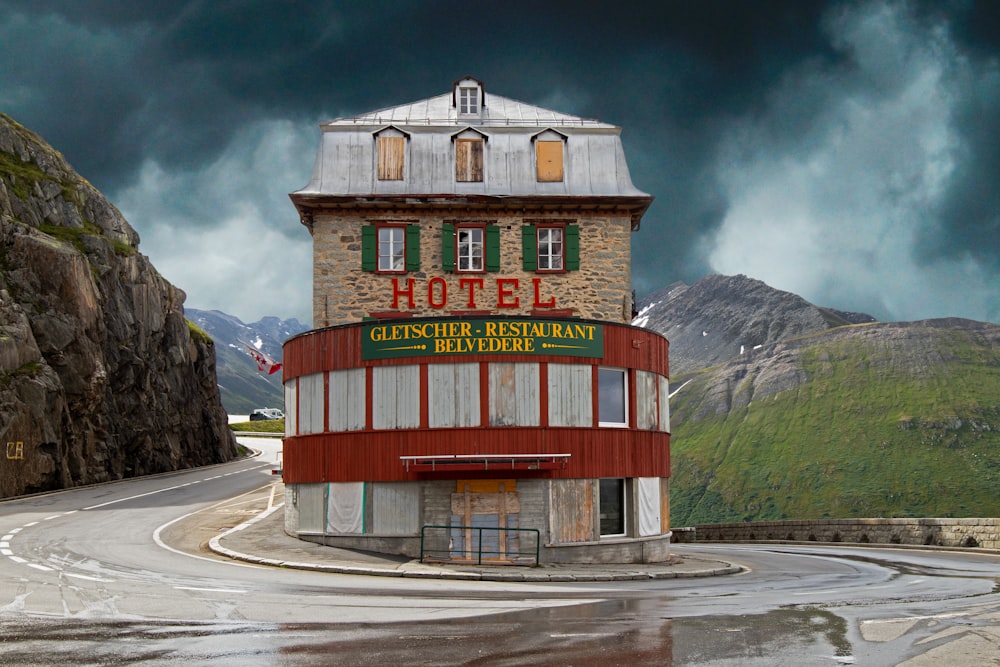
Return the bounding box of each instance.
[456,225,484,272]
[537,226,563,271]
[599,478,626,537]
[377,225,405,272]
[459,86,479,114]
[598,367,628,427]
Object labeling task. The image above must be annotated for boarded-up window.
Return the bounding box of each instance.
[299,372,325,435]
[372,365,420,429]
[659,375,671,433]
[330,368,366,431]
[456,139,483,182]
[296,483,325,533]
[637,477,661,537]
[328,482,365,534]
[549,479,595,543]
[636,370,658,430]
[547,364,592,427]
[284,380,297,436]
[377,135,404,180]
[371,483,421,535]
[489,363,540,426]
[536,140,563,182]
[429,363,480,427]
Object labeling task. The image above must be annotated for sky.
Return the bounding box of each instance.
[1,0,997,326]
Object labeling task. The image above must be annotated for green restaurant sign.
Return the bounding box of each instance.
[362,319,604,360]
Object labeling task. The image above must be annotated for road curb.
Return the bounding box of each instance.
[207,507,744,581]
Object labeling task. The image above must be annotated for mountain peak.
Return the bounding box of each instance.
[635,274,876,374]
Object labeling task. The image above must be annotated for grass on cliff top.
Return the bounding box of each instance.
[669,327,1000,526]
[230,419,285,434]
[186,319,212,344]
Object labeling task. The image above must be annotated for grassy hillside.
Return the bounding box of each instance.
[669,320,1000,525]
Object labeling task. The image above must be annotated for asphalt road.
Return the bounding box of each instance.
[2,438,1000,665]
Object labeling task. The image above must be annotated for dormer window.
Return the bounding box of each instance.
[453,76,485,117]
[374,127,408,181]
[533,129,567,183]
[459,87,479,114]
[453,128,487,182]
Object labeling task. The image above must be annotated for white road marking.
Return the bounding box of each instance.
[1,548,12,556]
[174,586,247,594]
[27,563,53,571]
[63,572,114,583]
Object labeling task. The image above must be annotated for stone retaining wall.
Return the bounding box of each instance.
[693,518,1000,549]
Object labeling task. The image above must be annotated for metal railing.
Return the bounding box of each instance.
[420,525,540,566]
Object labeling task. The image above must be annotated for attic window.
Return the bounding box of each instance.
[375,127,408,181]
[458,86,479,114]
[534,130,566,182]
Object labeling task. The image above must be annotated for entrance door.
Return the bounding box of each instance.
[449,480,520,562]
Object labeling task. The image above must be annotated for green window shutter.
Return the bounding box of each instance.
[441,223,455,272]
[361,225,376,271]
[486,225,500,272]
[405,224,420,271]
[565,224,580,271]
[521,225,537,271]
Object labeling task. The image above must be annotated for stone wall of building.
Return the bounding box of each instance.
[695,518,1000,549]
[309,208,634,328]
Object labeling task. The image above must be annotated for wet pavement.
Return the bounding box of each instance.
[205,482,742,582]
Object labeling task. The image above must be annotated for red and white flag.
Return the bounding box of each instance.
[245,343,282,375]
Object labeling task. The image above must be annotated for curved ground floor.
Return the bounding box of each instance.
[284,476,671,565]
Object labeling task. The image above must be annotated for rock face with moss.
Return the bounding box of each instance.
[0,113,237,497]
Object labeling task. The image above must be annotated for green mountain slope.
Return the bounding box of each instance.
[668,319,1000,525]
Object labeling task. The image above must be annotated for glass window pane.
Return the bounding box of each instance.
[600,479,625,536]
[457,227,483,271]
[598,368,626,425]
[378,227,404,271]
[537,228,563,271]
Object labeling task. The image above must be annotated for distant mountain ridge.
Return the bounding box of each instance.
[185,308,309,415]
[633,275,1000,525]
[635,275,876,374]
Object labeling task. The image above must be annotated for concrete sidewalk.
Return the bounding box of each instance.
[206,487,742,582]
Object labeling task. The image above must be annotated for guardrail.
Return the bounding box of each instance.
[420,525,540,565]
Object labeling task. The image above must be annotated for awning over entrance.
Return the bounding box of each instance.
[400,453,570,473]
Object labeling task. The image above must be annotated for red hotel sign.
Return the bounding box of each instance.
[362,318,604,360]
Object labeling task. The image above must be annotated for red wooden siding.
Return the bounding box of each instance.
[281,316,670,485]
[283,427,670,483]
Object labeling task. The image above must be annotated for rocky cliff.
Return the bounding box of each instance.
[0,114,237,498]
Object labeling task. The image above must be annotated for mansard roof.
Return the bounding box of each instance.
[291,78,652,220]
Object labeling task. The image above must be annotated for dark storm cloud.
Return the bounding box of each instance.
[0,0,997,323]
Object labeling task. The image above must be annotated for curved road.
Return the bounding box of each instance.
[2,439,1000,665]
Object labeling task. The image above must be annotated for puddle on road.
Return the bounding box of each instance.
[0,603,857,666]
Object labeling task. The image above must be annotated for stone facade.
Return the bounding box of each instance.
[309,209,634,328]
